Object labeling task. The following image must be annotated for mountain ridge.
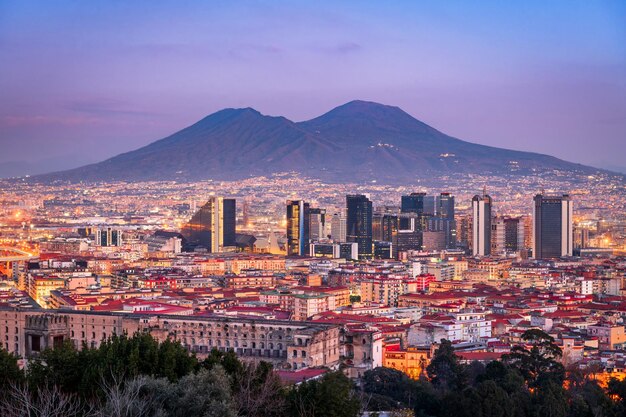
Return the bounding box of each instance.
[31,100,603,183]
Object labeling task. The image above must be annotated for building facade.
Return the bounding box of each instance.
[533,194,573,259]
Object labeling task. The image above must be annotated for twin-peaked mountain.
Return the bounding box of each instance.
[37,100,597,183]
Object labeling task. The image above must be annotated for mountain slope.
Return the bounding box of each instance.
[35,100,598,183]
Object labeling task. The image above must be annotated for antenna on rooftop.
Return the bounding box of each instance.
[483,185,487,197]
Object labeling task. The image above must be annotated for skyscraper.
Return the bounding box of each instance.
[330,210,347,243]
[182,197,236,252]
[96,227,122,247]
[392,214,422,258]
[492,216,525,254]
[286,200,310,256]
[309,208,326,241]
[472,193,492,256]
[438,192,456,248]
[401,192,426,214]
[346,194,373,258]
[533,194,573,259]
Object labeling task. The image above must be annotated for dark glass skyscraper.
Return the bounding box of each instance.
[401,192,426,214]
[503,217,524,252]
[346,194,373,258]
[392,214,422,258]
[286,200,310,256]
[533,194,573,259]
[182,197,236,252]
[438,193,456,248]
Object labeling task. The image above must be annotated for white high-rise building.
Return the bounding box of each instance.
[472,193,492,256]
[330,210,347,243]
[309,208,326,241]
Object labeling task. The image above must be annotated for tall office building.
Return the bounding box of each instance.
[330,210,347,243]
[533,194,573,259]
[456,213,472,249]
[438,193,456,248]
[437,193,455,220]
[96,227,122,247]
[401,192,427,214]
[286,200,310,256]
[347,194,373,258]
[309,208,326,241]
[492,216,525,254]
[472,193,492,256]
[182,197,236,252]
[381,214,399,242]
[392,214,423,258]
[573,226,590,249]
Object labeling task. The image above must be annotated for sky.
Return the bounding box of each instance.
[1,0,625,176]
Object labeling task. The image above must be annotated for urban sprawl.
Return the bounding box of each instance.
[1,172,626,387]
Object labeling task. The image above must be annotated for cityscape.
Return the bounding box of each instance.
[1,1,626,417]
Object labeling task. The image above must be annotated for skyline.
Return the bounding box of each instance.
[3,2,626,416]
[1,1,625,176]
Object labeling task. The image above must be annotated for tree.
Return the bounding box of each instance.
[233,361,286,417]
[288,371,361,417]
[502,329,565,388]
[0,347,24,392]
[168,367,237,417]
[476,361,525,394]
[607,377,626,416]
[26,340,83,392]
[0,384,94,417]
[362,367,418,409]
[97,374,171,417]
[98,366,237,417]
[531,381,568,417]
[476,380,514,417]
[426,339,467,391]
[200,348,244,376]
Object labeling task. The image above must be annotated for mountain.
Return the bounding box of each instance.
[34,100,599,183]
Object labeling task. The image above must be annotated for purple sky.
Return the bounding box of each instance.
[1,1,625,176]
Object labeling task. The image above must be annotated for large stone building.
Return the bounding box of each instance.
[0,308,341,371]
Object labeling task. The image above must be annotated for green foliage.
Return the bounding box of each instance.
[502,329,565,388]
[426,339,467,391]
[168,367,237,417]
[26,340,82,391]
[2,330,625,417]
[477,361,525,394]
[362,367,439,415]
[532,381,568,417]
[359,338,623,417]
[288,371,361,417]
[0,347,24,391]
[24,332,197,399]
[200,348,244,376]
[97,367,236,417]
